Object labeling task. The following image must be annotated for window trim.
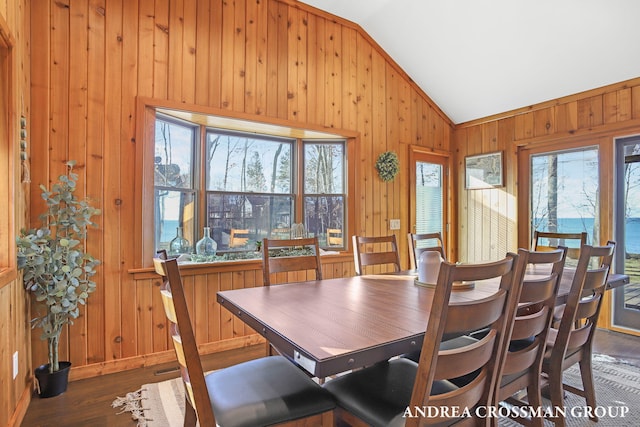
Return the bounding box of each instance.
[135,97,359,268]
[517,137,610,249]
[0,17,16,289]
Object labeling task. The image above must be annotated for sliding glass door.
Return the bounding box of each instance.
[613,136,640,331]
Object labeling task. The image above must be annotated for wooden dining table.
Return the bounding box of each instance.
[216,268,629,378]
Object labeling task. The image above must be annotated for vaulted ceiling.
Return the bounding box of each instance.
[300,0,640,124]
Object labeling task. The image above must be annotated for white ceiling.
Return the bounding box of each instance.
[300,0,640,124]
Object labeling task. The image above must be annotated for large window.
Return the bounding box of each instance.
[153,113,347,257]
[530,147,600,263]
[154,117,198,254]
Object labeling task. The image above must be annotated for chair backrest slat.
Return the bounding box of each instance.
[407,232,446,270]
[352,235,401,275]
[262,237,322,286]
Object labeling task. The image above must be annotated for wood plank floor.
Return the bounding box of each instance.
[21,344,267,427]
[20,330,640,427]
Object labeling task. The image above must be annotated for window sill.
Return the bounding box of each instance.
[129,251,352,279]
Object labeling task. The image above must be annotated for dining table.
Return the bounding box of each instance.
[216,267,629,378]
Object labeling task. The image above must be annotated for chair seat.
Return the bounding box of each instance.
[207,356,336,427]
[323,358,458,427]
[402,334,479,363]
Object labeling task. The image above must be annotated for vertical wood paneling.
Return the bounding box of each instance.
[324,20,341,128]
[194,0,210,106]
[370,49,386,267]
[25,0,456,379]
[181,0,196,104]
[355,33,372,238]
[254,0,268,115]
[633,86,640,119]
[244,0,257,115]
[456,77,640,264]
[29,0,49,223]
[287,7,306,122]
[49,1,70,181]
[153,0,169,99]
[167,0,183,101]
[113,0,139,361]
[67,0,90,367]
[341,26,357,132]
[232,0,245,112]
[208,0,223,107]
[555,101,577,133]
[274,1,289,118]
[98,0,119,366]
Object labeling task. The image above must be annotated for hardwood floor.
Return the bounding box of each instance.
[20,330,640,426]
[20,344,266,427]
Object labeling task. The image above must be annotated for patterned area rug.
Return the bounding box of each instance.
[112,355,640,426]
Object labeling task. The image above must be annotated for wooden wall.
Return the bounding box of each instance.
[1,0,30,425]
[26,0,453,383]
[455,78,640,263]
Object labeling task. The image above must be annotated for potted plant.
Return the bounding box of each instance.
[16,161,101,398]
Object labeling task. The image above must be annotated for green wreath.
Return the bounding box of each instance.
[375,151,400,182]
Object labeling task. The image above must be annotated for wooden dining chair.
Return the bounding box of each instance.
[493,247,567,427]
[326,228,343,246]
[352,234,401,275]
[262,236,323,286]
[324,252,524,426]
[541,242,615,427]
[407,232,446,270]
[532,230,587,264]
[228,228,249,248]
[153,253,335,427]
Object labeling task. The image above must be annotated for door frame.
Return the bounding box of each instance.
[408,147,452,260]
[612,134,640,333]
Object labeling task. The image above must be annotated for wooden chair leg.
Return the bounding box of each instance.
[547,369,566,427]
[526,383,545,427]
[183,397,198,427]
[578,357,598,421]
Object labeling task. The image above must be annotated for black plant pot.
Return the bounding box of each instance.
[34,361,72,398]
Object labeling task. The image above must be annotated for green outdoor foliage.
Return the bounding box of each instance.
[16,161,101,373]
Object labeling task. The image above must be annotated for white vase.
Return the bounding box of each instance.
[418,251,443,284]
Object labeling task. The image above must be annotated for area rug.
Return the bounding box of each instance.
[112,355,640,426]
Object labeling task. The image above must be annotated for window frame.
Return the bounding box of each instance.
[517,137,610,249]
[135,98,358,268]
[0,18,16,288]
[153,114,200,254]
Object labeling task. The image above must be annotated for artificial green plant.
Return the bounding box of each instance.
[16,161,101,373]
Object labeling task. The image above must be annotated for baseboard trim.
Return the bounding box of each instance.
[68,334,265,381]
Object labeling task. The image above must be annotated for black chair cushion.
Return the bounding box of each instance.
[323,358,458,427]
[402,334,479,363]
[206,356,335,427]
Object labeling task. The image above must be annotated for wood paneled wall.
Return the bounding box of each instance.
[26,0,453,382]
[1,1,30,426]
[455,78,640,263]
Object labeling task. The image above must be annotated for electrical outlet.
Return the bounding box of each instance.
[390,219,400,230]
[13,351,18,380]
